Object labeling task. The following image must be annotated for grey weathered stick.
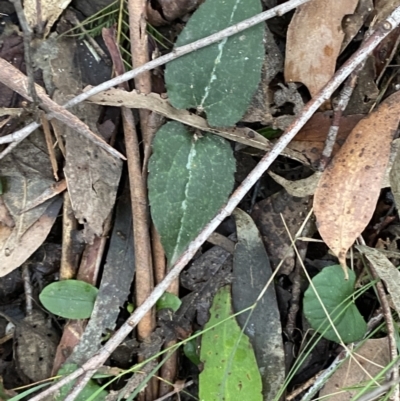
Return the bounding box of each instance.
[0,0,311,154]
[30,5,400,401]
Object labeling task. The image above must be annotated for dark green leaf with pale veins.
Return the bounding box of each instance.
[148,121,235,267]
[165,0,264,127]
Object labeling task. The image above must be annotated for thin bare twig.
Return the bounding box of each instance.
[0,0,311,156]
[9,0,39,104]
[0,59,125,160]
[29,6,400,401]
[127,7,157,399]
[104,25,156,344]
[319,70,361,170]
[359,237,399,401]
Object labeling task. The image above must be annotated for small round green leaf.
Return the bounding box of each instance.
[303,265,366,343]
[156,292,182,312]
[39,280,98,319]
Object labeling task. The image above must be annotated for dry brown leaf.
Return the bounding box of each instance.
[0,130,61,273]
[287,112,363,165]
[268,171,322,197]
[0,198,62,277]
[357,245,400,315]
[320,338,390,400]
[87,88,270,151]
[285,0,358,97]
[390,137,400,213]
[49,38,122,243]
[314,90,400,276]
[24,0,71,37]
[14,310,59,382]
[19,179,67,214]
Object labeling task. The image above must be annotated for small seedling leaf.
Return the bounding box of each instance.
[199,286,262,401]
[183,337,201,366]
[156,292,182,312]
[303,265,366,343]
[148,121,235,267]
[165,0,264,127]
[39,280,98,319]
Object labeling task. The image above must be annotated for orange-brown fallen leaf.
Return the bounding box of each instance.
[289,113,363,164]
[285,0,358,97]
[314,90,400,278]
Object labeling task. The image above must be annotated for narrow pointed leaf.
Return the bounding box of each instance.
[314,91,400,272]
[232,208,285,400]
[199,286,262,401]
[165,0,264,127]
[148,122,235,266]
[303,265,366,343]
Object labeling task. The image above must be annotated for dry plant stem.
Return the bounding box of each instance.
[122,107,155,340]
[41,115,59,180]
[358,377,400,401]
[286,370,325,401]
[128,0,153,155]
[128,2,156,396]
[0,108,23,117]
[362,252,399,399]
[2,0,312,155]
[152,193,176,396]
[285,213,313,338]
[21,265,32,315]
[319,70,360,170]
[153,226,166,285]
[10,0,39,104]
[0,59,124,160]
[300,349,349,401]
[0,138,19,159]
[158,279,179,397]
[155,380,193,401]
[60,192,79,280]
[105,26,156,344]
[30,6,400,401]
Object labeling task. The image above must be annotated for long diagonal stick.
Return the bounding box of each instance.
[30,4,400,401]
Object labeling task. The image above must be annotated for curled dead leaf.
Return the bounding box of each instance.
[314,90,400,277]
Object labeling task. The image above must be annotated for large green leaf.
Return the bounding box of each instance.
[39,280,98,319]
[165,0,264,127]
[303,265,366,343]
[148,121,235,267]
[199,286,262,401]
